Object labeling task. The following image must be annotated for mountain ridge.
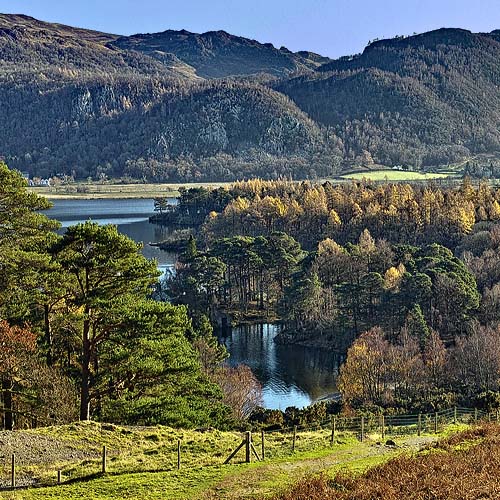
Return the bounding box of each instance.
[109,27,331,78]
[0,13,498,181]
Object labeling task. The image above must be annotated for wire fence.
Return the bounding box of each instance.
[0,406,497,491]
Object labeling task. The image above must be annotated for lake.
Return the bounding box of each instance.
[46,198,178,276]
[220,323,341,409]
[46,198,340,409]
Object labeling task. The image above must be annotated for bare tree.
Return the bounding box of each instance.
[214,365,263,420]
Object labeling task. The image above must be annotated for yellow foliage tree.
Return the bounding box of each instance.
[384,264,405,290]
[327,209,341,229]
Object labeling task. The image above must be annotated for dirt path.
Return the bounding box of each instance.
[200,436,438,500]
[0,431,97,488]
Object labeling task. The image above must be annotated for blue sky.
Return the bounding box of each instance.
[1,0,499,57]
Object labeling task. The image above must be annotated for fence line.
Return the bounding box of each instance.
[0,406,497,491]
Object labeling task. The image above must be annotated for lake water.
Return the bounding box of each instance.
[220,324,341,409]
[46,198,178,276]
[46,198,340,409]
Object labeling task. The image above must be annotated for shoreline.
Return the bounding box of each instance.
[27,181,233,200]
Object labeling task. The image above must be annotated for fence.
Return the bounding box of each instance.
[0,407,497,491]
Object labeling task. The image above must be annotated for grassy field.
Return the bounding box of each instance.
[28,182,232,200]
[339,170,454,181]
[28,169,457,200]
[0,420,466,500]
[272,423,500,500]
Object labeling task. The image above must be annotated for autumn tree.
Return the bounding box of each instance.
[451,325,500,397]
[213,364,263,420]
[0,321,76,429]
[337,327,392,407]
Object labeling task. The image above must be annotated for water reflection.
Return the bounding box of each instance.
[118,219,177,277]
[219,323,341,410]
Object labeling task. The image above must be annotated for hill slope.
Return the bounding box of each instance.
[0,14,194,80]
[2,78,328,180]
[0,420,443,499]
[0,14,337,181]
[277,28,500,167]
[0,15,499,180]
[273,424,500,500]
[110,29,331,78]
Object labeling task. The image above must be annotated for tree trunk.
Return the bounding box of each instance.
[2,378,13,431]
[80,320,91,421]
[44,303,53,365]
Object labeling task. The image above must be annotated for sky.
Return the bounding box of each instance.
[0,0,499,58]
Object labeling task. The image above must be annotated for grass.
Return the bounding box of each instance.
[27,182,232,200]
[0,420,463,500]
[271,423,500,500]
[27,168,456,200]
[339,170,454,181]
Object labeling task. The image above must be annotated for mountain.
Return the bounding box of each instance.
[276,28,500,167]
[0,15,499,181]
[0,14,196,81]
[110,29,331,78]
[0,14,338,181]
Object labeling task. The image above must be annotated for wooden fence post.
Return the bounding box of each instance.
[292,426,297,453]
[261,429,265,461]
[57,470,62,484]
[102,445,107,473]
[453,407,457,424]
[474,408,478,423]
[223,438,246,464]
[496,409,499,423]
[245,431,251,463]
[11,454,15,490]
[418,414,422,436]
[434,413,438,434]
[361,416,365,442]
[177,440,181,470]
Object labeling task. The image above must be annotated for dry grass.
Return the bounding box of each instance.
[339,170,452,181]
[272,423,500,500]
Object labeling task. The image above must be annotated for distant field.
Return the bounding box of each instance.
[28,171,459,200]
[339,170,454,181]
[28,182,232,200]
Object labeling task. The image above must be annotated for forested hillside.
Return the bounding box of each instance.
[0,14,499,180]
[0,15,340,180]
[277,28,500,168]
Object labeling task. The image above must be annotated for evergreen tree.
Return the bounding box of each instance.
[49,222,159,420]
[405,304,430,352]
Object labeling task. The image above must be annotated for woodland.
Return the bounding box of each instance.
[164,178,500,416]
[2,159,500,432]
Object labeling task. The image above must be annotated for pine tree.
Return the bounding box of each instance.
[405,304,430,352]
